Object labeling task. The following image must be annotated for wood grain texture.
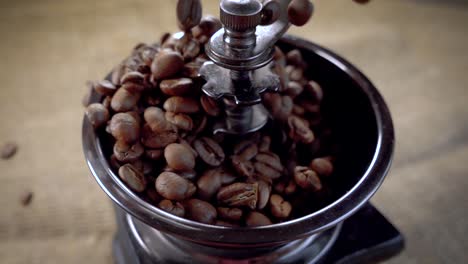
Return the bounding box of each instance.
[0,0,467,263]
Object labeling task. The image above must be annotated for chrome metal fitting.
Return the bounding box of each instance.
[201,0,293,135]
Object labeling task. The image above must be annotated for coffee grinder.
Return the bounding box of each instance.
[83,0,404,263]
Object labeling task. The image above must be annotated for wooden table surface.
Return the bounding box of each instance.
[0,0,467,263]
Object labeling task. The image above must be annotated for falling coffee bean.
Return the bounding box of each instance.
[176,0,202,31]
[1,142,18,160]
[20,191,34,207]
[288,0,314,26]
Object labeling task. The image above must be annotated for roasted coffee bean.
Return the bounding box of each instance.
[146,188,161,203]
[161,35,179,50]
[193,15,222,39]
[143,93,160,106]
[288,0,314,26]
[160,32,172,47]
[164,143,196,171]
[82,81,94,107]
[122,82,145,94]
[176,0,202,31]
[165,166,197,180]
[231,155,255,177]
[109,154,121,171]
[1,141,18,160]
[111,63,126,86]
[197,167,236,200]
[254,152,283,179]
[159,199,185,217]
[20,191,33,207]
[274,181,287,194]
[310,158,333,177]
[142,160,154,175]
[111,88,140,112]
[285,179,297,195]
[137,64,151,74]
[151,50,184,80]
[258,136,271,152]
[144,107,174,132]
[109,113,140,143]
[285,81,303,98]
[141,124,178,148]
[165,112,193,131]
[94,80,117,96]
[192,114,207,135]
[102,96,112,109]
[85,103,109,129]
[246,212,272,227]
[129,159,144,172]
[265,93,293,121]
[217,182,258,210]
[305,80,323,103]
[177,38,201,60]
[180,139,198,156]
[119,164,147,192]
[145,149,163,161]
[194,137,225,166]
[233,140,258,161]
[140,46,159,66]
[288,116,314,144]
[155,171,196,201]
[200,95,221,117]
[294,166,322,191]
[113,141,144,162]
[182,62,201,78]
[273,45,286,63]
[270,194,292,219]
[126,111,142,125]
[298,100,320,114]
[160,78,193,96]
[121,71,145,85]
[217,207,243,221]
[287,66,304,82]
[286,49,305,68]
[292,104,305,116]
[164,96,200,114]
[257,180,271,210]
[184,199,217,224]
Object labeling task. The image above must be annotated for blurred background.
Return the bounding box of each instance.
[0,0,467,263]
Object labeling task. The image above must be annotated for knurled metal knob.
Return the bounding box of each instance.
[220,0,263,32]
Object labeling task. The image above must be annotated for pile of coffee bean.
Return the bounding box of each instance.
[83,1,339,227]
